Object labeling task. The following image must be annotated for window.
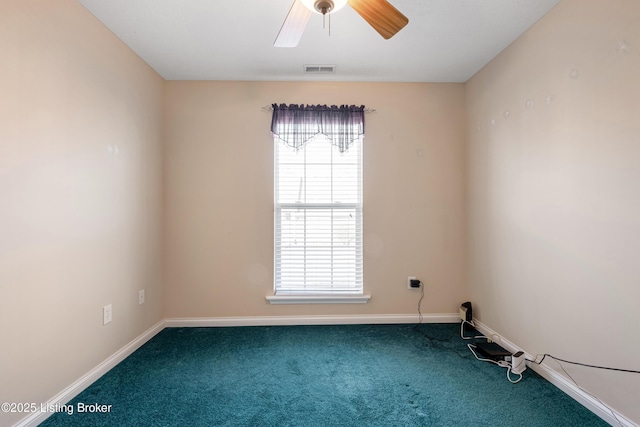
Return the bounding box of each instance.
[271,104,364,297]
[274,134,362,295]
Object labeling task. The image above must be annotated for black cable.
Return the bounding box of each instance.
[530,354,640,374]
[537,355,625,426]
[409,283,475,360]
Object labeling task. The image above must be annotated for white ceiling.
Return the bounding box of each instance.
[77,0,561,83]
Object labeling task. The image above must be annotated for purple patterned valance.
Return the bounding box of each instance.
[271,104,365,152]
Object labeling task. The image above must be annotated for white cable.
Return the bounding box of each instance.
[506,367,523,384]
[467,344,501,366]
[460,320,488,340]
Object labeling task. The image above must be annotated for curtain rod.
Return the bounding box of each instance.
[261,105,376,114]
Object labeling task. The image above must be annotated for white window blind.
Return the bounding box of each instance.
[274,134,363,294]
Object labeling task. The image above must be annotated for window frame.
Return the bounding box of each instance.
[272,132,365,300]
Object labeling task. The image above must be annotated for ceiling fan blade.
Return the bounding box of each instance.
[347,0,409,40]
[274,0,312,47]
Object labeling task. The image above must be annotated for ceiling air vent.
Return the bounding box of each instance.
[304,64,336,74]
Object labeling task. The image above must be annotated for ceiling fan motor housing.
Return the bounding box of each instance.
[314,0,334,14]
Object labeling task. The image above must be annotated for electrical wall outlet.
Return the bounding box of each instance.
[138,289,145,305]
[103,304,112,325]
[407,276,417,289]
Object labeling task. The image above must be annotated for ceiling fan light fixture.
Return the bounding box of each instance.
[301,0,348,15]
[275,0,408,48]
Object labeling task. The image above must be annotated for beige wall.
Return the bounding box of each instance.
[163,81,468,318]
[466,0,640,422]
[7,0,639,424]
[0,1,164,425]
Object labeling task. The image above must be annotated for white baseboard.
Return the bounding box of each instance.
[14,320,165,427]
[164,313,460,327]
[472,320,636,427]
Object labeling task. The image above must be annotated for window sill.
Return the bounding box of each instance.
[265,294,371,305]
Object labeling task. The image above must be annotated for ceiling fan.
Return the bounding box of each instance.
[274,0,409,47]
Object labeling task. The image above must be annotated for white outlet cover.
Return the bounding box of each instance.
[103,304,112,325]
[138,290,145,305]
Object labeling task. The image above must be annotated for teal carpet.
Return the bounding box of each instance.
[40,324,607,426]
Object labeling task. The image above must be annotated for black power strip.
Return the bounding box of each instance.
[475,342,512,362]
